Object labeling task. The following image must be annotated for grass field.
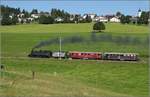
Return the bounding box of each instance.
[0,23,149,96]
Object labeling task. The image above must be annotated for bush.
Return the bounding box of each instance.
[93,22,105,32]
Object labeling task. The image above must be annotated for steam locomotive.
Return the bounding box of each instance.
[28,50,52,58]
[28,50,139,61]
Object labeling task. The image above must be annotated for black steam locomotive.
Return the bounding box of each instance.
[28,50,52,58]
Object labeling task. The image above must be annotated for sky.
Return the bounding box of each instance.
[1,0,149,16]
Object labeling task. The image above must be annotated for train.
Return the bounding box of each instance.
[28,50,139,61]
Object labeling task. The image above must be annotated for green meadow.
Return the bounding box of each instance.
[0,23,149,96]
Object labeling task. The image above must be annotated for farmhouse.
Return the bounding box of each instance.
[9,15,13,19]
[99,16,108,22]
[88,14,97,19]
[110,17,120,23]
[17,13,24,18]
[55,17,64,22]
[27,17,34,21]
[31,14,39,19]
[83,13,96,19]
[93,16,108,22]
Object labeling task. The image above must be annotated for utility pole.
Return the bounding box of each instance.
[59,33,62,60]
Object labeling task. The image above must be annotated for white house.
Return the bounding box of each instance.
[9,15,13,19]
[88,14,96,19]
[83,13,96,19]
[99,16,108,22]
[18,18,27,23]
[93,16,108,22]
[55,17,64,22]
[69,17,74,21]
[31,14,39,19]
[18,18,22,23]
[93,17,99,22]
[110,17,120,23]
[82,14,88,19]
[27,17,34,21]
[17,13,24,18]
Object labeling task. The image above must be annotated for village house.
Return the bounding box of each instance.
[9,15,13,19]
[82,13,96,20]
[17,13,24,18]
[82,14,88,19]
[88,14,97,19]
[27,17,34,22]
[92,16,99,22]
[130,9,143,23]
[31,14,39,19]
[55,17,64,22]
[110,17,120,23]
[99,16,108,22]
[93,16,108,22]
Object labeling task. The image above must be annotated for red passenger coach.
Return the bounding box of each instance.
[69,51,102,60]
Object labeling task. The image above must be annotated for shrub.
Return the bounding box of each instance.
[93,22,105,32]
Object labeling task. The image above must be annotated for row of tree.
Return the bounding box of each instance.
[119,11,149,25]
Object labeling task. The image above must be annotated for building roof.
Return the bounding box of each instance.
[104,52,139,55]
[138,9,141,12]
[69,51,102,53]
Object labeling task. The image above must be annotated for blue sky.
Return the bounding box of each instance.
[1,0,149,16]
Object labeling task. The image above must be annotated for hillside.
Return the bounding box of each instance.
[0,23,149,96]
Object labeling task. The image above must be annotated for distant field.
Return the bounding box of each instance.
[0,23,149,96]
[0,23,149,34]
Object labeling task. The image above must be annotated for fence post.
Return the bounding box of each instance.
[32,71,35,79]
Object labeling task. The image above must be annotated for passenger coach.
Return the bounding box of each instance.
[68,51,102,60]
[103,52,139,61]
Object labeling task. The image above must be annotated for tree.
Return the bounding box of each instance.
[126,15,132,24]
[85,15,92,23]
[116,11,122,18]
[11,15,18,24]
[93,22,105,32]
[23,11,29,18]
[16,8,21,14]
[74,15,79,23]
[50,8,71,23]
[120,15,126,24]
[1,13,12,25]
[140,11,149,25]
[31,9,38,14]
[39,15,54,24]
[22,9,26,14]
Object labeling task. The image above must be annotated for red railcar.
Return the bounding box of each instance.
[68,51,102,60]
